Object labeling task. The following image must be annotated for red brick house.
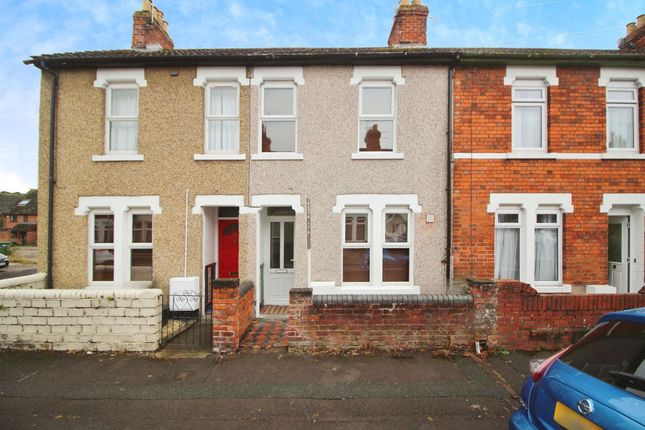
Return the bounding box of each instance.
[451,19,645,295]
[2,190,38,245]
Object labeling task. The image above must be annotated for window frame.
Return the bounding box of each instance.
[341,207,372,285]
[204,82,241,154]
[494,207,523,281]
[357,80,397,153]
[88,211,115,285]
[382,207,412,285]
[9,215,17,223]
[606,81,639,153]
[533,208,563,286]
[127,211,154,284]
[259,81,298,154]
[105,83,139,155]
[511,80,548,152]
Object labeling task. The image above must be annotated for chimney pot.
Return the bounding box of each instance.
[626,22,637,35]
[638,14,645,28]
[141,0,152,12]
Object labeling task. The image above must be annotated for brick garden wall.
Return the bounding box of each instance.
[287,282,645,352]
[0,288,162,352]
[452,65,645,284]
[211,280,255,353]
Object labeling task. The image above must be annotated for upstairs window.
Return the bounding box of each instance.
[512,80,547,151]
[206,84,240,153]
[359,82,395,152]
[106,84,139,153]
[607,81,638,151]
[261,83,297,153]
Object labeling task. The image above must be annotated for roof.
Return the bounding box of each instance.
[0,192,22,215]
[11,223,37,233]
[25,47,645,69]
[6,190,37,216]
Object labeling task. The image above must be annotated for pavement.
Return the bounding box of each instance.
[0,348,549,429]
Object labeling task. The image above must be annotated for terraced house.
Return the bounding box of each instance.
[25,0,644,330]
[27,0,452,319]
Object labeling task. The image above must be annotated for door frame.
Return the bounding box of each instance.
[608,215,630,293]
[262,214,295,306]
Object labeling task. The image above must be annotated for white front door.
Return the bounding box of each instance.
[263,216,295,305]
[608,216,629,293]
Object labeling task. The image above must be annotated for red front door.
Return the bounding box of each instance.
[218,219,239,278]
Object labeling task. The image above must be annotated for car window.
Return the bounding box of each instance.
[560,320,645,398]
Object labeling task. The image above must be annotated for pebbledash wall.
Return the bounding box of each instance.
[37,68,250,291]
[0,288,162,352]
[285,280,645,352]
[451,66,645,286]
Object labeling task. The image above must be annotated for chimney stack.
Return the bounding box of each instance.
[132,0,174,50]
[619,14,645,50]
[388,0,429,48]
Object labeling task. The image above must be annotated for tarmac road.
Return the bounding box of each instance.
[0,264,37,281]
[0,349,541,429]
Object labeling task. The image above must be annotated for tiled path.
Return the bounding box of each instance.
[239,319,289,350]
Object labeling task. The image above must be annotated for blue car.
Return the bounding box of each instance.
[510,307,645,429]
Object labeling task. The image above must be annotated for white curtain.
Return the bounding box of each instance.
[208,120,239,152]
[494,228,519,279]
[514,105,542,148]
[535,228,558,282]
[607,106,634,149]
[111,89,137,116]
[109,121,137,151]
[210,87,237,116]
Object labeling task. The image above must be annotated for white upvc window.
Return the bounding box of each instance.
[129,212,153,282]
[534,210,562,285]
[358,81,396,152]
[205,83,240,153]
[512,80,547,151]
[260,82,297,153]
[342,209,372,284]
[89,212,115,283]
[494,209,521,280]
[106,83,139,153]
[606,81,639,151]
[382,208,411,283]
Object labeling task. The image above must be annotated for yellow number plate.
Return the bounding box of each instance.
[554,402,603,430]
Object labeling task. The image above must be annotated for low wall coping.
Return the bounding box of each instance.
[0,288,162,299]
[239,280,254,297]
[0,272,47,289]
[312,294,473,306]
[465,278,496,286]
[213,279,239,289]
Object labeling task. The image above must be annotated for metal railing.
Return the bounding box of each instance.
[161,292,212,349]
[204,262,216,311]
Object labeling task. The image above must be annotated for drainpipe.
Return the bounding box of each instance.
[39,61,58,289]
[446,65,454,285]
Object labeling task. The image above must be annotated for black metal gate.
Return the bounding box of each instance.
[160,290,213,350]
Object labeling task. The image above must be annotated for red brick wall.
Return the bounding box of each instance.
[452,65,645,284]
[453,67,510,153]
[477,280,645,350]
[131,11,173,50]
[212,280,255,353]
[387,4,428,47]
[286,283,645,352]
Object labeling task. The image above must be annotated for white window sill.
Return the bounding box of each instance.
[86,282,153,290]
[310,283,420,295]
[585,285,617,294]
[351,152,404,160]
[454,152,645,160]
[251,153,304,161]
[194,153,246,161]
[92,154,144,162]
[532,284,572,294]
